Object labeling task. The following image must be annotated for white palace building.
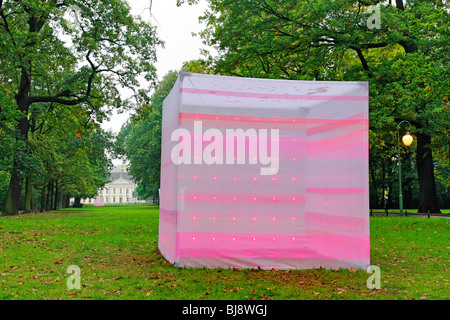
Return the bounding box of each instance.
[78,165,142,205]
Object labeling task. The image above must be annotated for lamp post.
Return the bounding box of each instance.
[397,120,413,216]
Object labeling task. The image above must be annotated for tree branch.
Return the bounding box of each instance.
[361,42,389,49]
[31,50,101,105]
[30,96,83,105]
[350,46,373,78]
[0,3,17,46]
[0,102,6,121]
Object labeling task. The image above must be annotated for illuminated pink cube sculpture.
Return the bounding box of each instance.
[159,73,370,270]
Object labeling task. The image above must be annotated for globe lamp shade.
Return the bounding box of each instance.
[402,133,413,146]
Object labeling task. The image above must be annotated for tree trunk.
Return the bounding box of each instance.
[53,180,59,210]
[46,181,52,211]
[403,185,413,210]
[73,196,83,208]
[369,160,380,209]
[62,193,71,209]
[49,180,54,211]
[4,129,29,215]
[24,176,32,212]
[4,167,23,215]
[3,69,31,215]
[416,132,441,213]
[40,186,45,212]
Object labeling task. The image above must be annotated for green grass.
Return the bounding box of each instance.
[370,209,450,214]
[0,204,448,300]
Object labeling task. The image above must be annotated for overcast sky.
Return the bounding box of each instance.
[102,0,211,136]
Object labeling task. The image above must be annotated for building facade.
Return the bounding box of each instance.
[79,165,140,204]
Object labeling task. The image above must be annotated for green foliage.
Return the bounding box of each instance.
[0,0,162,213]
[126,118,162,199]
[183,0,449,210]
[116,71,179,199]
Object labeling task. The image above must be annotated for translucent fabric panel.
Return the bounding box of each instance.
[159,73,369,270]
[94,197,104,207]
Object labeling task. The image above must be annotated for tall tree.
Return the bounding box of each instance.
[0,0,161,214]
[116,70,179,200]
[28,102,113,211]
[181,0,449,213]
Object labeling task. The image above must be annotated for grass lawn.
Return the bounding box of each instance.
[0,204,448,300]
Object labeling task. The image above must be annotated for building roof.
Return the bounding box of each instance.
[108,165,134,182]
[109,172,133,182]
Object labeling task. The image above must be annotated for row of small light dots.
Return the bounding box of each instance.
[177,175,302,181]
[193,136,301,142]
[191,234,302,241]
[185,194,362,205]
[192,114,303,124]
[189,195,303,202]
[191,215,301,223]
[185,156,300,162]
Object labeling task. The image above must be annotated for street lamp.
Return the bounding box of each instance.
[397,120,413,216]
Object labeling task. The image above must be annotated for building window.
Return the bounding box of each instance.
[106,197,109,203]
[126,188,129,194]
[113,188,116,194]
[113,197,116,203]
[120,188,122,194]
